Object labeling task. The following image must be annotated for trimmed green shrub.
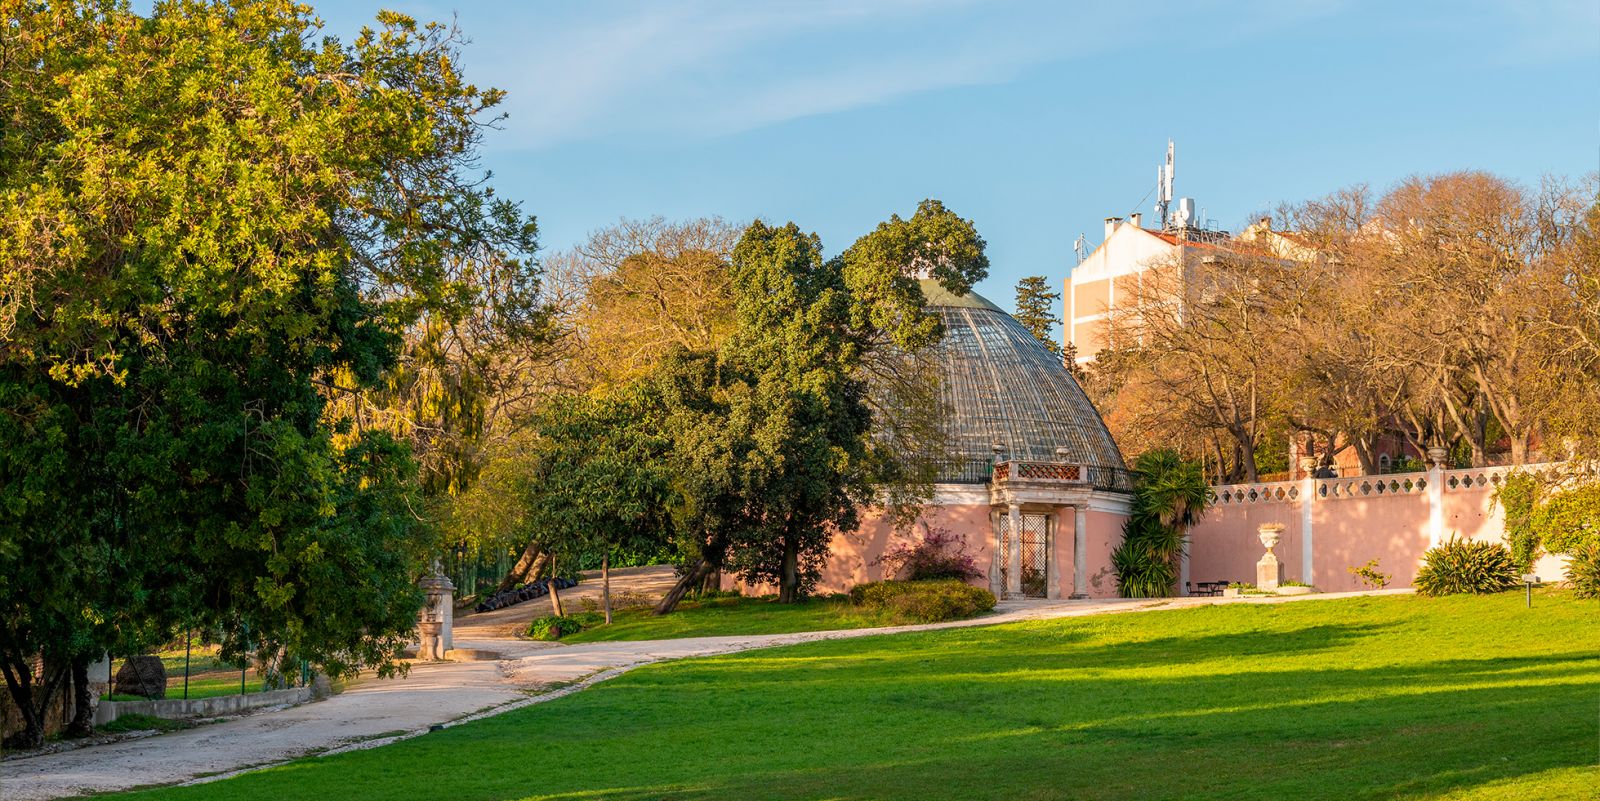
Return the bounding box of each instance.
[1567,541,1600,600]
[527,615,585,641]
[1414,538,1519,597]
[849,579,996,623]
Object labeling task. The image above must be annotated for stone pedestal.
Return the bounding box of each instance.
[417,565,456,661]
[417,621,444,661]
[1256,553,1283,591]
[1256,523,1285,591]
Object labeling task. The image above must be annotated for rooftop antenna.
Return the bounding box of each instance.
[1073,233,1088,264]
[1155,139,1174,228]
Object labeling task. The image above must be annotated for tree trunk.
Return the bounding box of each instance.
[1352,437,1377,475]
[0,653,69,750]
[778,534,801,604]
[655,558,713,615]
[1508,430,1530,466]
[547,555,564,617]
[699,566,721,595]
[601,553,612,625]
[496,541,547,594]
[66,654,93,737]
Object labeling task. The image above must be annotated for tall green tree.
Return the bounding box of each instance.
[508,388,674,622]
[653,200,989,608]
[1013,275,1063,357]
[0,1,532,746]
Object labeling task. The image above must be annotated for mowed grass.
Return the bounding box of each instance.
[109,591,1600,801]
[562,594,918,642]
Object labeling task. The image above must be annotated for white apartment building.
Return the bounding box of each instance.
[1065,209,1230,366]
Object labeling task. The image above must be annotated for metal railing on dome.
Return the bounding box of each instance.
[993,460,1087,483]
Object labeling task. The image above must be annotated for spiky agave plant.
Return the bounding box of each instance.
[1414,537,1520,596]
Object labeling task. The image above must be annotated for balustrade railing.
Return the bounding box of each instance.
[1209,461,1568,505]
[1318,474,1428,498]
[992,460,1085,484]
[1210,480,1303,505]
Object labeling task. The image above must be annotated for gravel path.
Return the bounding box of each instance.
[0,585,1410,800]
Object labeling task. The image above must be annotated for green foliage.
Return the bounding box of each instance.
[870,525,982,582]
[1414,538,1520,596]
[1496,471,1543,569]
[1564,542,1600,599]
[847,580,996,623]
[1012,276,1062,356]
[495,387,674,573]
[0,1,530,745]
[1529,481,1600,555]
[526,616,585,641]
[1347,559,1391,589]
[655,201,989,605]
[1113,450,1211,597]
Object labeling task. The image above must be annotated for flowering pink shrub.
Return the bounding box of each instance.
[872,524,982,582]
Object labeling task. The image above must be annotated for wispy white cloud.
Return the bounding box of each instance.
[468,0,1350,150]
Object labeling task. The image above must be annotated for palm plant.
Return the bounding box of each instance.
[1114,450,1211,598]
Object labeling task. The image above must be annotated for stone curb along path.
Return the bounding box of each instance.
[1,588,1411,800]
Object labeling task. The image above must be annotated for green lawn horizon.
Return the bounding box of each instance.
[108,591,1600,801]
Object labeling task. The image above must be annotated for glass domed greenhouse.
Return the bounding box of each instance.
[776,280,1135,602]
[917,279,1131,492]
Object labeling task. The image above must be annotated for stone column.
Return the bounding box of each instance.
[1007,503,1023,598]
[1426,446,1447,550]
[1071,505,1088,599]
[417,566,456,661]
[1300,475,1316,585]
[990,511,1003,597]
[1045,512,1061,600]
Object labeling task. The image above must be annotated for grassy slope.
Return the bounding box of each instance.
[561,595,914,642]
[110,591,1599,801]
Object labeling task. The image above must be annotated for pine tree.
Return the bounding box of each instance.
[1014,276,1063,357]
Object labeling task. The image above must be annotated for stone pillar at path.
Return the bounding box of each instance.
[417,565,456,660]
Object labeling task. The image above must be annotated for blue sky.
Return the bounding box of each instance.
[308,0,1597,314]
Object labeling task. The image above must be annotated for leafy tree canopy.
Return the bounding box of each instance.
[0,0,533,746]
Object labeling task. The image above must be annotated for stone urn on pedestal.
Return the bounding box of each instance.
[1256,523,1285,591]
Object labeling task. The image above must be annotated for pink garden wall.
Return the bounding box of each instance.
[1187,465,1567,592]
[726,493,1132,599]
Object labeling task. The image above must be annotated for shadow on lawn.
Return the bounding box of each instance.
[118,608,1600,801]
[537,653,1600,801]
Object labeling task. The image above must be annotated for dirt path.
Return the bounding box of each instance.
[452,564,680,641]
[0,587,1410,800]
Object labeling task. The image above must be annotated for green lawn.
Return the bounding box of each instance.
[109,591,1599,801]
[562,594,922,642]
